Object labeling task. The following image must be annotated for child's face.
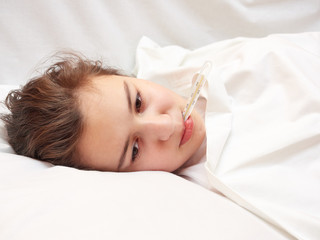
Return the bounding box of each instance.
[77,75,205,172]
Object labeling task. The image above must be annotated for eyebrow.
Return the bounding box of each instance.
[117,81,131,171]
[124,81,132,113]
[117,138,129,171]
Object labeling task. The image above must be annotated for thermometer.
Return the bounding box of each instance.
[182,61,212,121]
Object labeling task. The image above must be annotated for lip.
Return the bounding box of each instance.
[180,116,194,146]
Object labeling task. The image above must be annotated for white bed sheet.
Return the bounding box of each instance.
[1,0,320,85]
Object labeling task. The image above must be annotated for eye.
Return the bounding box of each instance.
[132,140,139,162]
[135,92,142,113]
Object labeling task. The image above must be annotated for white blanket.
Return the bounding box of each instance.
[204,32,320,240]
[135,32,320,240]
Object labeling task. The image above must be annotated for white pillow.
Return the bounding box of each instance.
[0,73,288,239]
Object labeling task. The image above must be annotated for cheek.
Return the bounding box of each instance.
[143,144,179,165]
[150,84,178,102]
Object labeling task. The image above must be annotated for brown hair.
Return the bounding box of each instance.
[1,53,122,168]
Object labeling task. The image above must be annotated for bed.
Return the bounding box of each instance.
[1,1,319,239]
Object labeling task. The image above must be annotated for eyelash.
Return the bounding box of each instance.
[132,140,140,162]
[132,91,143,162]
[135,91,143,113]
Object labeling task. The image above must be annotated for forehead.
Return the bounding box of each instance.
[76,75,130,171]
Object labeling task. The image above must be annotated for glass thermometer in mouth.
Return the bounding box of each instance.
[182,61,212,121]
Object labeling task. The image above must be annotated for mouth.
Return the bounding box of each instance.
[180,116,194,146]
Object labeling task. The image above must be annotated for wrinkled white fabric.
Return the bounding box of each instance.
[135,32,320,240]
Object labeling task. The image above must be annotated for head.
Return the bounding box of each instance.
[0,53,120,168]
[1,54,206,172]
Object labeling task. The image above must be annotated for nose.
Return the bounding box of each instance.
[138,114,174,141]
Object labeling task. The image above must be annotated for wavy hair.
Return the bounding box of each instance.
[1,53,122,168]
